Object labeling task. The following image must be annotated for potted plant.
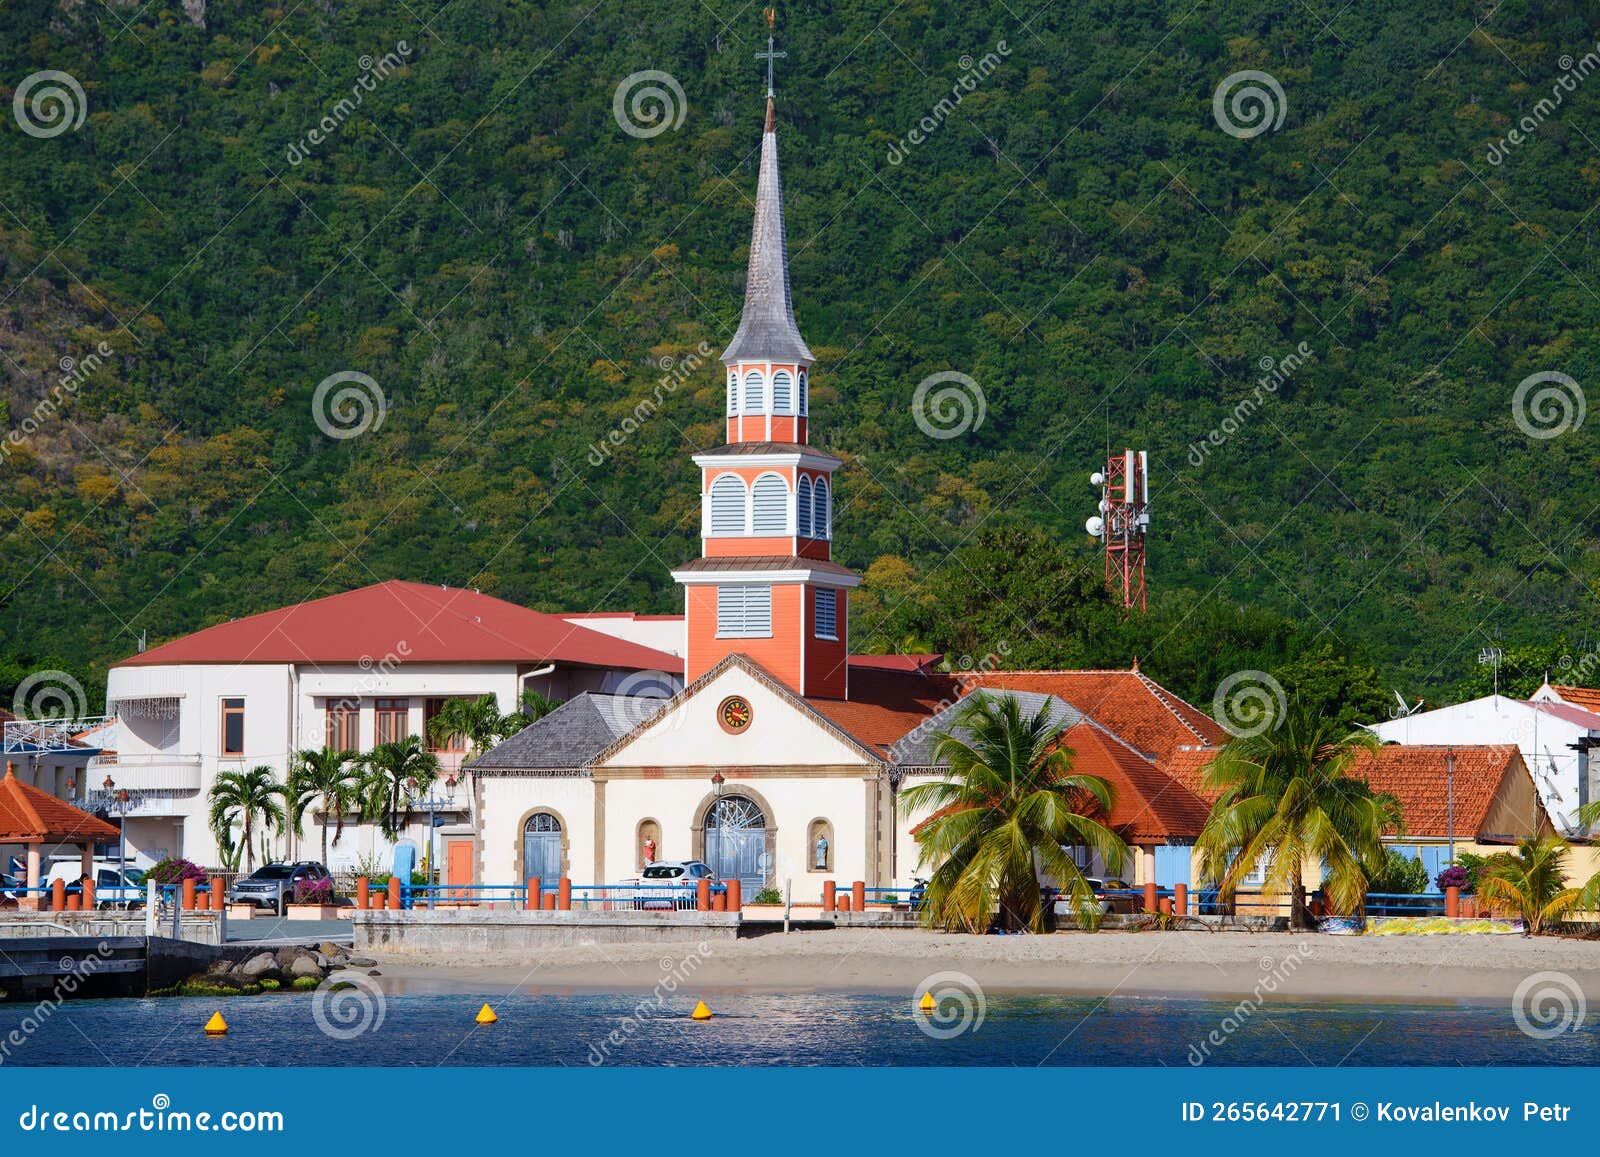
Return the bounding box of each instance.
[1436,864,1469,916]
[285,875,341,919]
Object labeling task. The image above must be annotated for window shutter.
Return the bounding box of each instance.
[813,477,830,539]
[751,474,788,533]
[772,371,793,413]
[814,589,837,639]
[743,370,765,414]
[717,585,772,637]
[797,476,813,536]
[710,475,747,534]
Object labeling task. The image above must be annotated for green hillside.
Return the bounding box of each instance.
[2,0,1598,711]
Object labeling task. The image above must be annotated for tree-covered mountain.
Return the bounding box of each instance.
[2,0,1598,713]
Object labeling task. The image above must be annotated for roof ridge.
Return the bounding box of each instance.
[1133,670,1216,746]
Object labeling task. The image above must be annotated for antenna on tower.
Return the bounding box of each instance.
[1478,643,1505,699]
[1085,449,1150,612]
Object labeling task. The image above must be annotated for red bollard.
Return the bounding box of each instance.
[557,878,572,911]
[1159,897,1173,915]
[387,877,401,911]
[1174,883,1188,916]
[822,881,836,911]
[51,878,66,911]
[852,881,866,912]
[1142,882,1158,913]
[526,877,541,911]
[66,893,82,911]
[711,891,726,911]
[81,880,95,910]
[373,889,387,910]
[356,877,370,910]
[1445,885,1460,918]
[726,879,742,912]
[182,878,197,911]
[542,892,557,910]
[210,876,224,911]
[696,879,711,912]
[836,894,851,913]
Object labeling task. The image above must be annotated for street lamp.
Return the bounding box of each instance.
[410,775,460,909]
[709,772,725,879]
[103,775,128,888]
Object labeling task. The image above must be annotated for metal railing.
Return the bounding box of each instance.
[371,881,726,912]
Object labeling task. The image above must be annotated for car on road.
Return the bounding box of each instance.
[40,860,149,908]
[229,861,331,914]
[625,860,716,909]
[1049,877,1138,918]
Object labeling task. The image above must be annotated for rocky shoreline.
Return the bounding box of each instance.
[171,941,380,998]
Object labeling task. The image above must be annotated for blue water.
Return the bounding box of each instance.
[3,992,1597,1066]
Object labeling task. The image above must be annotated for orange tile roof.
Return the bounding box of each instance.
[807,666,952,755]
[0,765,122,844]
[1159,743,1552,841]
[965,670,1228,759]
[1551,685,1600,713]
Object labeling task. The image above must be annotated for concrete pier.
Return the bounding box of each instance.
[353,909,743,953]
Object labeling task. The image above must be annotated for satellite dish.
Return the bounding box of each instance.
[1089,471,1105,487]
[1085,516,1104,537]
[1098,498,1108,514]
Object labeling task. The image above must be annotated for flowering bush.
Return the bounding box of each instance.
[146,858,206,884]
[1435,865,1470,892]
[292,876,334,905]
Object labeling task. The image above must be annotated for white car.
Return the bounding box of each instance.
[625,861,716,909]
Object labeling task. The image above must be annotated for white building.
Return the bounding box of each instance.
[98,580,682,870]
[1369,691,1600,832]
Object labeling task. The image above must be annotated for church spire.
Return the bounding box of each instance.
[721,9,812,367]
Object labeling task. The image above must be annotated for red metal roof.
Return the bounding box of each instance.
[1525,699,1600,730]
[0,765,121,844]
[115,580,684,671]
[847,653,943,673]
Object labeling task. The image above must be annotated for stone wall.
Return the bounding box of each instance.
[353,909,742,952]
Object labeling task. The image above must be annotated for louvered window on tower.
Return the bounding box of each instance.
[797,476,813,536]
[752,474,788,533]
[813,477,830,539]
[772,370,793,412]
[726,371,738,416]
[710,475,747,534]
[743,370,765,413]
[717,584,773,638]
[814,588,837,639]
[798,370,808,416]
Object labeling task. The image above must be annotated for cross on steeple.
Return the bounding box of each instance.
[755,7,786,99]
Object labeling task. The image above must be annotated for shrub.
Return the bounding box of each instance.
[1435,865,1470,892]
[1368,849,1430,894]
[752,887,783,904]
[147,858,206,885]
[292,877,334,905]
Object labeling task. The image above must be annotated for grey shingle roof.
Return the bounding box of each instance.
[721,105,813,367]
[468,693,668,771]
[888,689,1086,766]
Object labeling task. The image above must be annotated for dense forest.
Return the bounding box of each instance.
[2,0,1599,714]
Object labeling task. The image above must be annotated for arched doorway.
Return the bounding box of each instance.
[705,795,766,892]
[522,812,563,883]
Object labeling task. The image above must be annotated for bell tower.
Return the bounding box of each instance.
[671,12,858,699]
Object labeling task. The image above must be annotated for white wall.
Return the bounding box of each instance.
[476,776,596,886]
[562,614,684,657]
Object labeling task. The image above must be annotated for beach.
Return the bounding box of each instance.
[370,927,1600,1004]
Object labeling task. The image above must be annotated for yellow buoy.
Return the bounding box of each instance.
[475,1003,498,1025]
[203,1011,228,1036]
[691,1000,713,1021]
[918,991,936,1013]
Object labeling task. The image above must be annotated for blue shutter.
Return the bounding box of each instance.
[797,477,813,536]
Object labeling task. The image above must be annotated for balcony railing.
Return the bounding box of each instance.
[87,752,203,792]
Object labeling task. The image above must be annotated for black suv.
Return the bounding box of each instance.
[228,861,331,914]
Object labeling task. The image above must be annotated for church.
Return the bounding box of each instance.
[467,76,1236,896]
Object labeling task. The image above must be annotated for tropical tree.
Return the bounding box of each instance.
[287,746,363,865]
[425,694,508,757]
[899,693,1128,933]
[207,765,288,874]
[361,736,440,838]
[508,689,562,729]
[1481,836,1580,934]
[1194,701,1393,929]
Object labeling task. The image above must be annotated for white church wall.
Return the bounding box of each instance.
[476,775,596,886]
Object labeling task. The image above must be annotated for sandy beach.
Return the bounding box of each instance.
[369,927,1600,1004]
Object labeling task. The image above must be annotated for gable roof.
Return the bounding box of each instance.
[807,665,953,756]
[468,694,667,771]
[888,689,1086,766]
[1525,699,1600,730]
[1548,684,1600,713]
[115,580,683,671]
[963,670,1228,758]
[0,765,122,844]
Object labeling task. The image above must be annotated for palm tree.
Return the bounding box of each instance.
[1479,836,1579,934]
[361,736,440,838]
[207,765,288,874]
[425,694,506,757]
[287,746,362,864]
[505,689,562,732]
[899,694,1129,933]
[1195,701,1393,929]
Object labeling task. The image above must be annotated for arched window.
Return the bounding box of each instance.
[751,473,789,534]
[709,474,747,535]
[798,369,808,416]
[796,476,813,537]
[726,371,737,416]
[743,370,765,414]
[812,476,830,539]
[772,370,793,413]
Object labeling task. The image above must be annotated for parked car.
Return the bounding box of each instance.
[229,861,330,914]
[41,860,148,907]
[1050,877,1137,918]
[629,860,716,909]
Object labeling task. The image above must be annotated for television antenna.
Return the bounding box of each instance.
[1478,644,1505,698]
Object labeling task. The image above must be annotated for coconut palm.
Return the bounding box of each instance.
[361,736,440,838]
[1479,836,1579,935]
[505,689,562,732]
[207,765,288,874]
[1194,701,1393,929]
[899,693,1129,933]
[425,694,506,757]
[287,746,363,864]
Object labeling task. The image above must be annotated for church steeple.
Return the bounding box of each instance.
[673,8,859,701]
